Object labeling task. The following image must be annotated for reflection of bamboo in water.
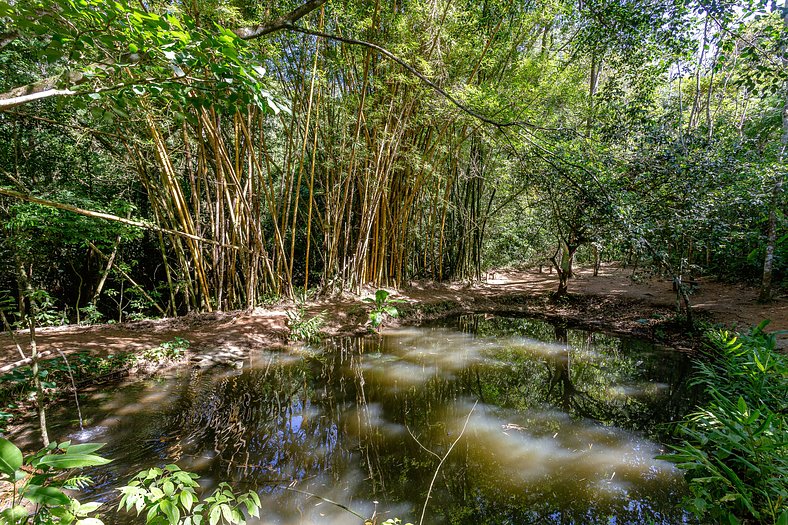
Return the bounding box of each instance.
[161,368,207,463]
[153,364,331,480]
[349,346,387,495]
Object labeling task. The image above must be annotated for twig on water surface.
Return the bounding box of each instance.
[406,425,441,460]
[284,486,367,521]
[54,347,84,430]
[418,400,478,525]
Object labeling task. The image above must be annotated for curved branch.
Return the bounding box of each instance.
[0,187,247,252]
[233,0,327,40]
[281,23,562,132]
[0,30,19,50]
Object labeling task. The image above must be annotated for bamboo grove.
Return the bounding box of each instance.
[57,1,523,312]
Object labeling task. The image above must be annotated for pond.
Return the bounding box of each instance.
[42,315,697,524]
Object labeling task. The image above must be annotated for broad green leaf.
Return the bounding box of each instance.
[0,438,23,477]
[180,490,194,512]
[209,505,221,525]
[145,502,160,523]
[24,485,71,506]
[77,501,103,514]
[0,505,28,524]
[38,453,111,469]
[159,498,180,524]
[220,504,234,524]
[66,443,106,455]
[375,289,389,303]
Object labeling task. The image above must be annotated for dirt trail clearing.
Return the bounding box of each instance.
[1,264,784,369]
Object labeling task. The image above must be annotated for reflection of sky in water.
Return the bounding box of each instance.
[32,315,694,525]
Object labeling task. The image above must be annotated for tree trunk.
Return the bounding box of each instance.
[760,0,788,303]
[758,190,779,303]
[29,317,49,446]
[552,242,578,296]
[91,234,122,305]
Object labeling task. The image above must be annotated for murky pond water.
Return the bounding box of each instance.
[41,315,696,524]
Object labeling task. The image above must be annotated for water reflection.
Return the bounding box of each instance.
[39,315,695,524]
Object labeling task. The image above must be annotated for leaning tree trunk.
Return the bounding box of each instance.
[29,317,49,446]
[552,242,578,296]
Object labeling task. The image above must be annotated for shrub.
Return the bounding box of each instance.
[658,322,787,524]
[135,337,190,366]
[118,465,261,525]
[363,290,403,331]
[0,437,261,525]
[285,308,325,344]
[0,438,110,524]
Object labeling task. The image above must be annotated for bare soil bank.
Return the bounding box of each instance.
[1,263,784,369]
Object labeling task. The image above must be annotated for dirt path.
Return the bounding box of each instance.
[1,264,785,370]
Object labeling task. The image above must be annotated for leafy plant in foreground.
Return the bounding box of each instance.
[285,308,325,344]
[118,465,261,525]
[363,290,404,331]
[658,322,787,524]
[135,338,190,366]
[0,438,111,524]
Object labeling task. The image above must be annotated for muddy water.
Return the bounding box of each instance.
[43,315,696,524]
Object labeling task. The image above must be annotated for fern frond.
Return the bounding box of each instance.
[63,475,95,489]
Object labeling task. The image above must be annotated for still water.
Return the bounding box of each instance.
[45,315,696,524]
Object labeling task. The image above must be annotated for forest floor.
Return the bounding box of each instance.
[1,263,785,371]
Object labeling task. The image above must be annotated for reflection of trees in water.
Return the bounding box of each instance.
[455,314,695,434]
[115,318,693,524]
[546,321,575,412]
[157,357,347,485]
[434,465,687,525]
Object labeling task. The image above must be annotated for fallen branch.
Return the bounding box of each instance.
[0,187,246,251]
[88,242,167,317]
[0,350,53,375]
[419,400,478,525]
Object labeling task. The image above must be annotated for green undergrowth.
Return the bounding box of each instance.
[658,322,787,524]
[0,338,189,433]
[1,436,260,524]
[285,307,325,344]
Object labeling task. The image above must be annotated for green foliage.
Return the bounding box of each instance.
[363,290,403,331]
[0,0,280,113]
[0,438,110,524]
[135,337,190,366]
[0,339,188,431]
[658,322,787,524]
[0,338,187,398]
[77,305,103,326]
[23,290,68,329]
[118,464,261,525]
[5,197,139,254]
[0,0,784,314]
[1,440,260,525]
[285,308,325,344]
